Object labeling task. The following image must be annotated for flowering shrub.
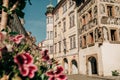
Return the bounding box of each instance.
[0,30,67,80]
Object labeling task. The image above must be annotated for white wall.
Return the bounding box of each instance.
[101,42,120,76]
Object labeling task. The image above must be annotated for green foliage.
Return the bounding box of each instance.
[0,0,32,18]
[112,70,119,76]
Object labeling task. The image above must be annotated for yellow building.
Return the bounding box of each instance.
[53,0,79,75]
[77,0,120,76]
[51,0,120,77]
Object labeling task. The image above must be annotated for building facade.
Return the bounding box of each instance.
[77,0,120,76]
[39,3,54,58]
[53,0,79,75]
[43,0,120,77]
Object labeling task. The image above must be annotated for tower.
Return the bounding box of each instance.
[44,1,54,55]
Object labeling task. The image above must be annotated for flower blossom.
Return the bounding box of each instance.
[46,66,67,80]
[40,50,50,61]
[14,52,38,78]
[19,64,38,78]
[10,34,24,44]
[14,52,33,66]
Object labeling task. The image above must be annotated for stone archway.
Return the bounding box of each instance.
[88,56,98,75]
[63,58,68,74]
[71,59,78,74]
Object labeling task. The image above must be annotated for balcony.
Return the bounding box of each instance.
[101,16,120,25]
[79,18,97,34]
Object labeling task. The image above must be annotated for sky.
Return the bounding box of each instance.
[24,0,57,44]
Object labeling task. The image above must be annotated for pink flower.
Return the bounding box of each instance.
[28,64,38,78]
[41,50,50,61]
[14,52,38,78]
[10,34,24,44]
[19,64,38,78]
[55,66,64,76]
[46,66,67,80]
[19,65,29,77]
[14,52,33,66]
[57,74,67,80]
[48,74,67,80]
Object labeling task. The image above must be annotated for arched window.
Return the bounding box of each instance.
[71,59,78,74]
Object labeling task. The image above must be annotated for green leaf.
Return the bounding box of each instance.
[9,32,19,36]
[15,9,25,18]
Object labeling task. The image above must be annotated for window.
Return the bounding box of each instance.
[54,43,57,53]
[50,31,53,39]
[88,10,92,21]
[49,17,53,23]
[88,32,94,44]
[63,19,66,32]
[70,35,76,49]
[82,35,87,48]
[110,29,118,41]
[47,31,49,39]
[82,16,86,25]
[69,0,74,8]
[58,41,61,52]
[69,13,75,28]
[54,26,57,38]
[107,5,114,16]
[63,2,67,14]
[47,17,53,24]
[63,39,67,50]
[50,46,53,54]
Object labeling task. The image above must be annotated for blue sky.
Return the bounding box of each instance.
[24,0,57,44]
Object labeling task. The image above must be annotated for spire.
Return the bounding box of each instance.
[45,0,54,15]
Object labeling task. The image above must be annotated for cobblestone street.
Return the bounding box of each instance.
[68,74,120,80]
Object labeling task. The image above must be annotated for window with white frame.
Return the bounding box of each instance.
[58,41,61,52]
[54,26,57,38]
[70,35,76,49]
[63,19,66,32]
[69,13,75,28]
[47,17,53,24]
[50,31,53,39]
[54,43,57,53]
[50,46,53,54]
[63,39,67,50]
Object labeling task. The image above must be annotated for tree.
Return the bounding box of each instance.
[0,0,31,31]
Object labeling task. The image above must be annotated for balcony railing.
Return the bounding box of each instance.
[79,18,97,34]
[101,16,120,25]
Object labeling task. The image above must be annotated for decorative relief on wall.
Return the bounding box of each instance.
[100,4,105,14]
[94,5,97,17]
[80,18,97,34]
[101,16,120,25]
[79,0,95,15]
[95,27,103,42]
[79,36,82,47]
[100,0,116,3]
[103,26,109,41]
[115,6,120,16]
